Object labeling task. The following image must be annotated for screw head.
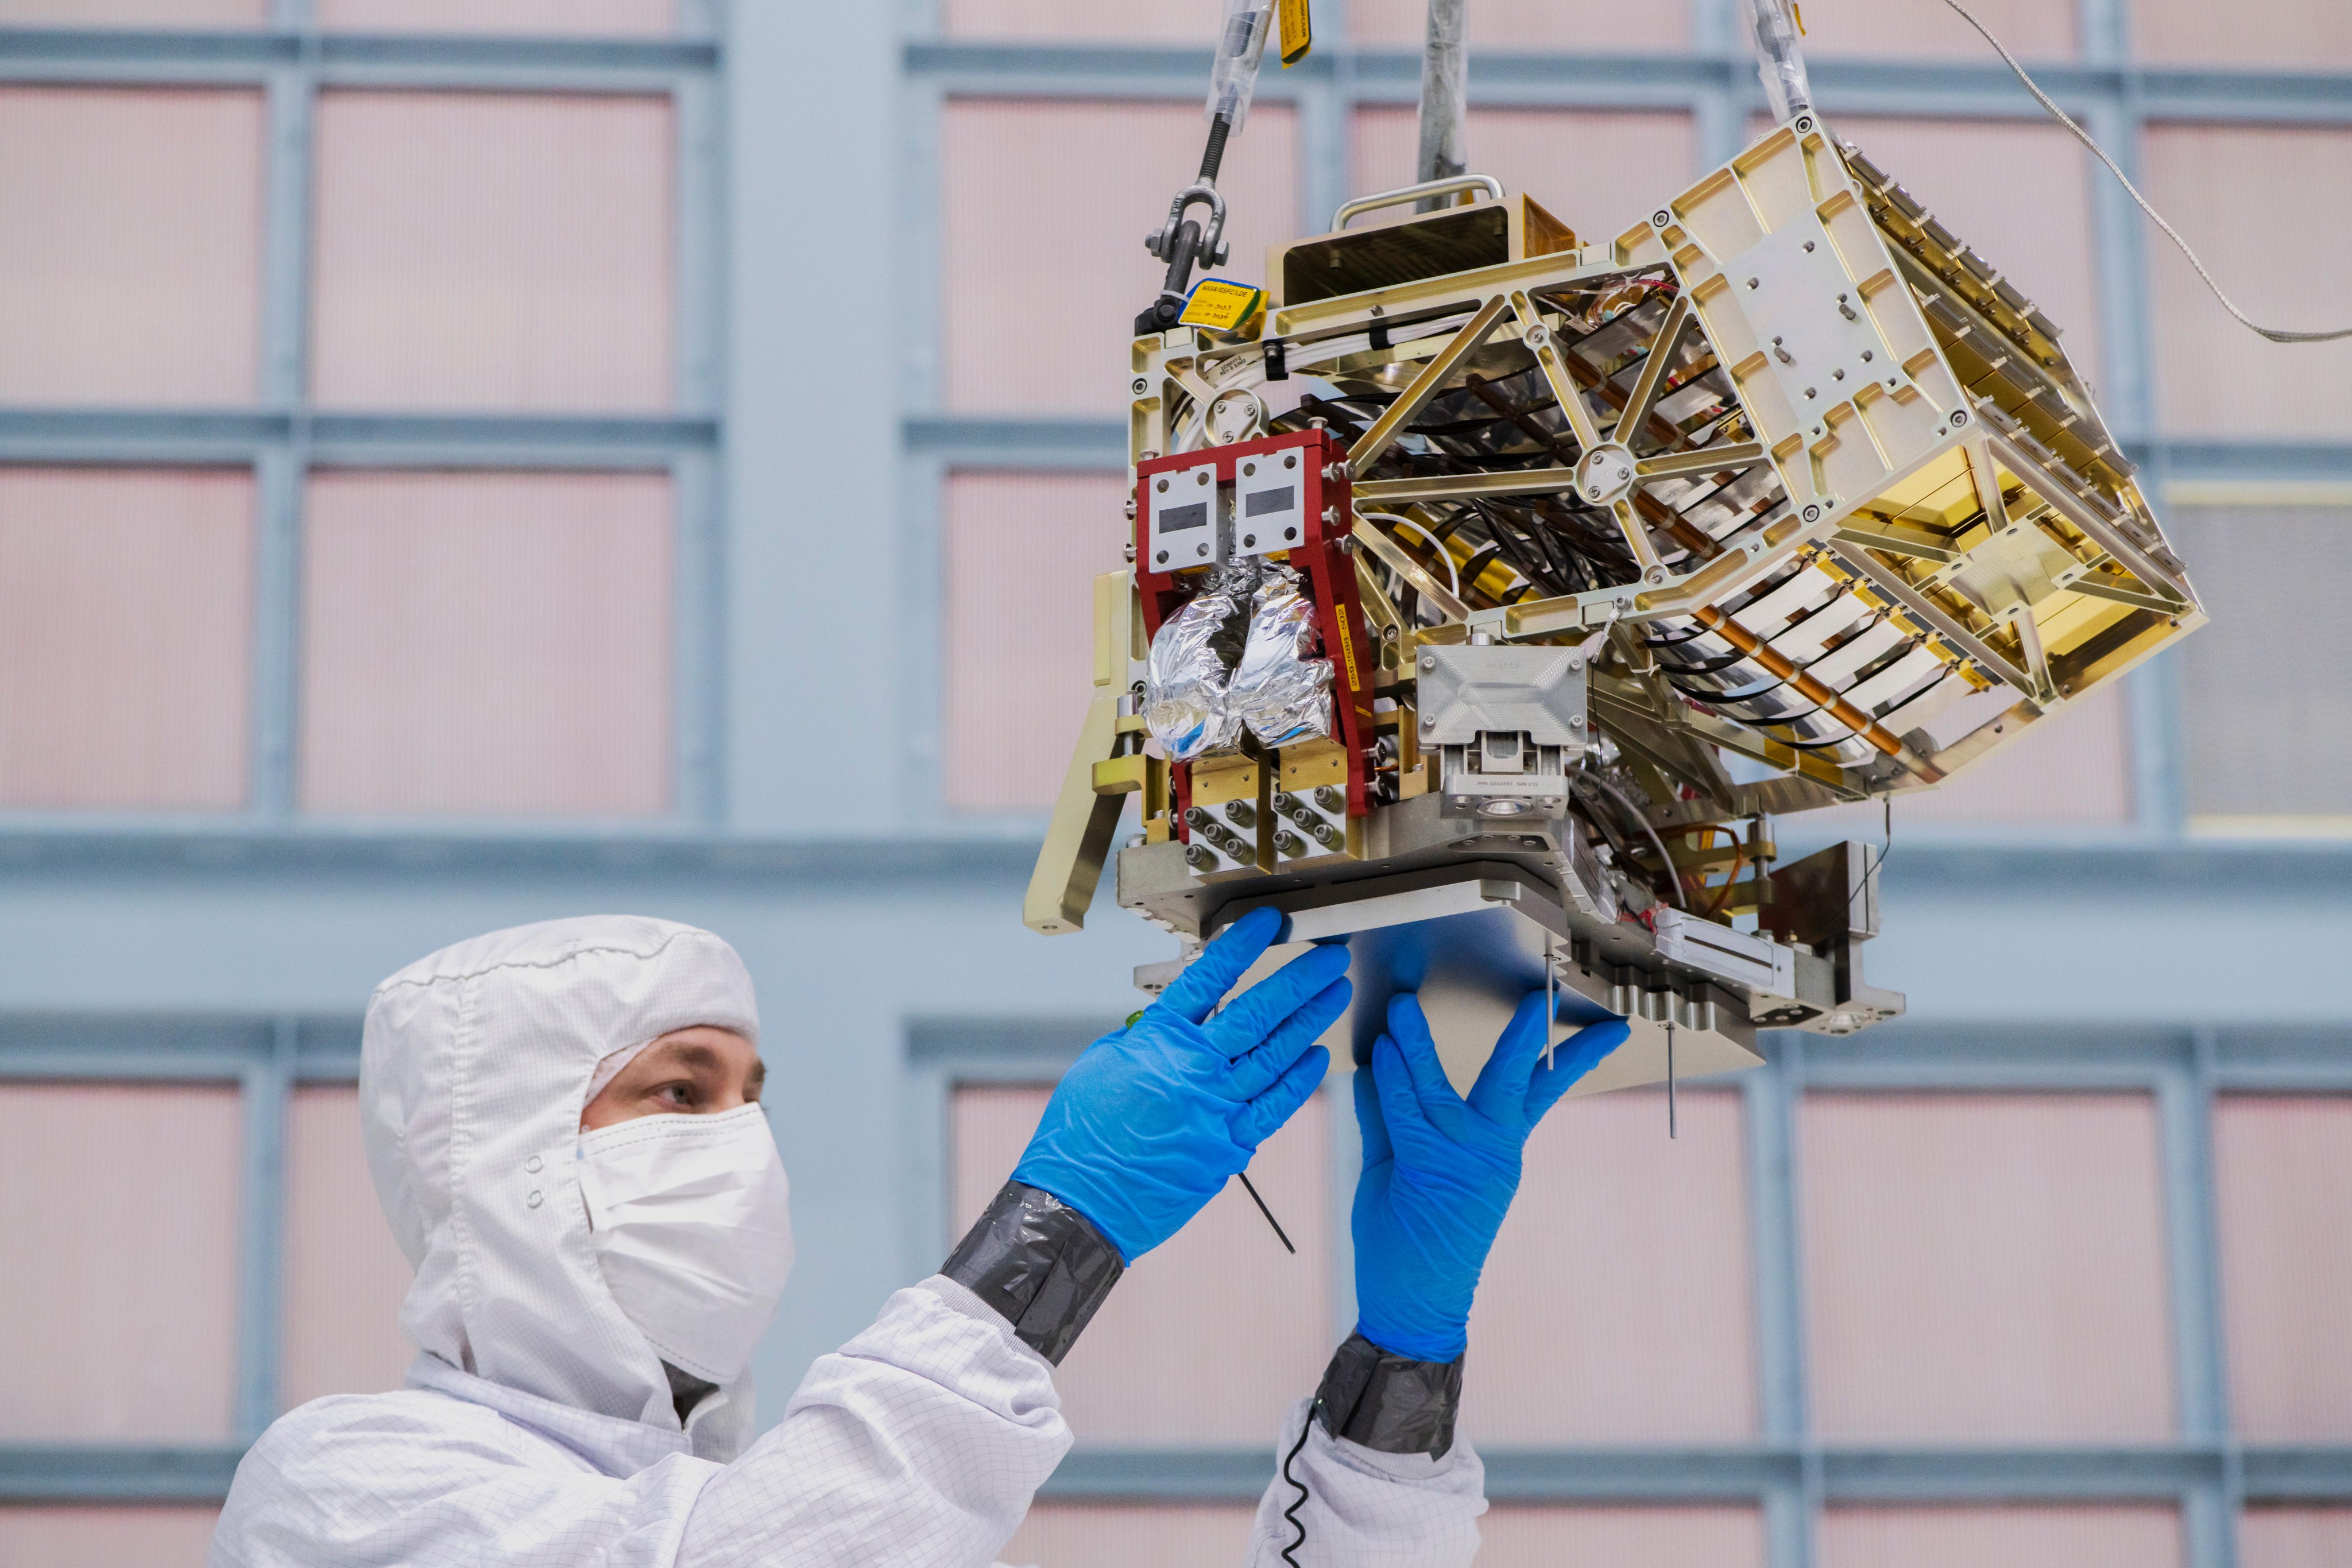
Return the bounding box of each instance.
[1285,453,1298,469]
[1196,470,1210,485]
[1243,461,1256,476]
[1802,504,1823,523]
[1420,655,1436,671]
[1243,534,1256,547]
[1156,478,1169,493]
[1196,543,1208,557]
[1283,526,1297,540]
[1132,377,1150,395]
[1653,210,1671,228]
[1155,549,1168,564]
[1951,409,1970,427]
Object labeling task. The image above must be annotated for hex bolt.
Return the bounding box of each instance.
[1314,786,1345,812]
[1274,830,1306,858]
[1185,843,1217,870]
[1184,806,1210,828]
[1272,791,1300,812]
[1312,822,1343,849]
[1224,800,1256,829]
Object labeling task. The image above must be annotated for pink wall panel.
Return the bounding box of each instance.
[1802,1093,2175,1443]
[1768,0,2074,59]
[952,1083,1332,1445]
[2134,0,2352,68]
[943,99,1298,414]
[2241,1508,2352,1568]
[2144,127,2352,440]
[0,1507,221,1568]
[0,0,259,20]
[942,472,1127,812]
[1000,1505,1255,1568]
[283,1086,416,1410]
[1820,1507,2183,1568]
[1478,1507,1768,1568]
[299,470,672,816]
[1829,118,2103,372]
[945,0,1220,40]
[311,91,674,411]
[0,87,262,405]
[1467,1090,1757,1443]
[0,1085,241,1441]
[1806,678,2133,833]
[1353,108,1699,253]
[2213,1097,2352,1441]
[0,466,253,810]
[1352,0,1686,49]
[318,0,672,32]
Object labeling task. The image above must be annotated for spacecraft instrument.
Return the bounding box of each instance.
[1024,0,2212,1094]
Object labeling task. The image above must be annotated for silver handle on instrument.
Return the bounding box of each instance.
[1331,174,1505,231]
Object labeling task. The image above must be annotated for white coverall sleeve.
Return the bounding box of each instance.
[679,1275,1071,1568]
[1243,1396,1487,1568]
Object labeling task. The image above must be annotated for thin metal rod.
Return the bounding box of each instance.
[1668,1017,1678,1139]
[1237,1171,1297,1255]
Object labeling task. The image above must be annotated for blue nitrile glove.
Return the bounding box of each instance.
[1014,907,1351,1263]
[1352,991,1630,1361]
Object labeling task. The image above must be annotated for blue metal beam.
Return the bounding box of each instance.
[900,40,2352,126]
[0,26,715,83]
[0,409,715,468]
[3,1437,2343,1506]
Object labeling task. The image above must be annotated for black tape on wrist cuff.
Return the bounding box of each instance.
[942,1180,1124,1365]
[1313,1332,1464,1458]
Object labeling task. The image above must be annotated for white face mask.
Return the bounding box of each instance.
[577,1102,795,1387]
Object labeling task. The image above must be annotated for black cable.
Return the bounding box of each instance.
[1279,1400,1319,1568]
[1236,1172,1295,1255]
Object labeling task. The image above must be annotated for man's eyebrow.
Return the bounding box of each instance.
[656,1040,725,1074]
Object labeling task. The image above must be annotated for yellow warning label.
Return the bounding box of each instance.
[1178,278,1266,334]
[1334,617,1361,695]
[1278,0,1312,65]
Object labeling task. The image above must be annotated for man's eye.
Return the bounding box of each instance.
[658,1082,695,1106]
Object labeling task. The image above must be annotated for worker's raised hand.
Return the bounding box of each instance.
[1014,907,1348,1263]
[1351,992,1628,1362]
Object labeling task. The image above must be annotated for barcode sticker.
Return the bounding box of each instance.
[1278,0,1312,65]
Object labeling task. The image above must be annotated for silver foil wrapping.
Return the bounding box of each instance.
[1229,563,1334,749]
[1144,563,1255,761]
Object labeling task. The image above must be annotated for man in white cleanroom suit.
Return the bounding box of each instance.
[213,911,1624,1566]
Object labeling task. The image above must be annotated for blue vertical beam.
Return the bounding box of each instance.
[2078,0,2191,838]
[1299,63,1351,241]
[2174,1028,2242,1568]
[252,37,315,821]
[728,0,907,833]
[674,60,728,824]
[234,1019,297,1438]
[1746,1039,1816,1568]
[1690,0,1748,170]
